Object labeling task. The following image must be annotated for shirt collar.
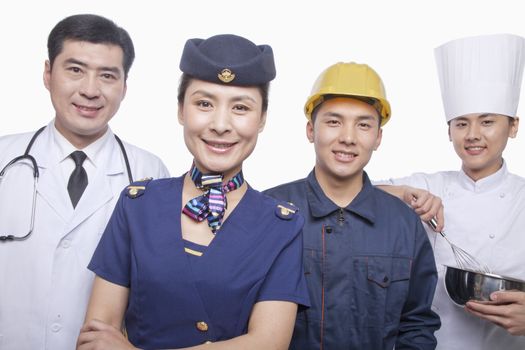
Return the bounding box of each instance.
[52,121,112,168]
[306,169,377,224]
[457,160,508,192]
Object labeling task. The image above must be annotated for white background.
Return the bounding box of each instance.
[1,0,524,190]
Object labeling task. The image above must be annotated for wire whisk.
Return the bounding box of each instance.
[427,218,491,274]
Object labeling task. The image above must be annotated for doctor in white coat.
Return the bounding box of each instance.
[0,14,169,350]
[379,34,525,349]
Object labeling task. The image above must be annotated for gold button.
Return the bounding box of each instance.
[129,188,138,196]
[196,321,208,332]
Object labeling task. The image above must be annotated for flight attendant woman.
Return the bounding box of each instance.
[77,34,309,350]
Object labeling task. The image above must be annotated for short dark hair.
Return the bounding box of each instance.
[47,14,135,80]
[177,73,270,112]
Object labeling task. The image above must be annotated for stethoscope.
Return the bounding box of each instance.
[0,126,133,242]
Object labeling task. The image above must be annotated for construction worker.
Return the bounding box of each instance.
[265,62,440,349]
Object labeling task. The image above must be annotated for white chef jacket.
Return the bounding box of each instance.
[383,162,525,350]
[0,121,170,350]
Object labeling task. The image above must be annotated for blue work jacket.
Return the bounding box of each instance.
[265,170,440,350]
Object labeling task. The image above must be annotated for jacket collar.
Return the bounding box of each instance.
[457,160,508,193]
[306,169,377,224]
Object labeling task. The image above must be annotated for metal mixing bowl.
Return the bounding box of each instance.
[444,265,525,306]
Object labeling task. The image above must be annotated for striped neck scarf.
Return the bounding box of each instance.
[182,163,244,233]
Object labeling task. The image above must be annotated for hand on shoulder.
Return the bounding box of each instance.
[401,186,444,231]
[377,184,444,231]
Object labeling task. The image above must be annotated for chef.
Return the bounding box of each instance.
[379,33,525,349]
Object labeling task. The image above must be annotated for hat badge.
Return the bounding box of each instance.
[218,68,235,83]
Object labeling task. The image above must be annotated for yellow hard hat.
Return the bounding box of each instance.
[304,62,391,126]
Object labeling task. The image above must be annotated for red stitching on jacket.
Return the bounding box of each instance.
[320,224,326,350]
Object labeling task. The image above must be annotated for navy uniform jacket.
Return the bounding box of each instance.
[264,170,441,350]
[88,175,310,349]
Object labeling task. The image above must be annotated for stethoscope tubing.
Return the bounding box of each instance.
[0,126,134,242]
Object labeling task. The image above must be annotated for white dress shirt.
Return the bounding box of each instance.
[52,124,112,200]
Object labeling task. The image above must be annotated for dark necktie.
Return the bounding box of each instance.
[67,151,88,208]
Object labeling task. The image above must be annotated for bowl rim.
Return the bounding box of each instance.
[443,265,525,284]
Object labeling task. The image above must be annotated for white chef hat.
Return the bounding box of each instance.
[434,33,525,122]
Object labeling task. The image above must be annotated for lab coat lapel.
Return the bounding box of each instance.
[63,137,124,235]
[33,127,71,221]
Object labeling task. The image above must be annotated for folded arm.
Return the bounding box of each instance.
[77,276,134,350]
[180,301,297,350]
[78,276,298,350]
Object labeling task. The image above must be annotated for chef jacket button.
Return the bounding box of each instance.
[196,321,208,332]
[51,323,62,332]
[499,193,506,198]
[61,239,71,248]
[489,234,495,239]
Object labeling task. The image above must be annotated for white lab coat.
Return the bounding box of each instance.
[0,123,169,350]
[385,163,525,350]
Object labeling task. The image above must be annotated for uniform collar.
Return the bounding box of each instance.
[306,169,377,224]
[458,160,508,192]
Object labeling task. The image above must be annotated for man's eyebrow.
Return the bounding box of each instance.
[320,111,343,118]
[63,58,122,75]
[99,66,122,75]
[356,115,377,121]
[320,112,376,120]
[64,58,87,67]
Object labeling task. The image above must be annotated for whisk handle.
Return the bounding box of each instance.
[427,218,446,238]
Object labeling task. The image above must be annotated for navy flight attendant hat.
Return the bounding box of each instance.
[179,34,276,86]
